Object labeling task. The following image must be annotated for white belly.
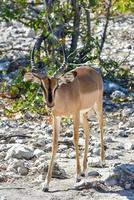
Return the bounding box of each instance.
[80,108,95,124]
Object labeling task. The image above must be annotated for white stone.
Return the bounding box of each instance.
[111,90,126,99]
[17,166,29,175]
[34,149,44,157]
[118,122,124,129]
[125,183,131,189]
[25,29,35,38]
[5,144,34,160]
[34,174,44,183]
[0,152,6,160]
[122,108,133,117]
[125,143,134,150]
[89,157,101,167]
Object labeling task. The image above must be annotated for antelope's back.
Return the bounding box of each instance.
[53,66,103,116]
[75,66,103,109]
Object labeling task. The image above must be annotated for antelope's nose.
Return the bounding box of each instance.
[47,103,54,108]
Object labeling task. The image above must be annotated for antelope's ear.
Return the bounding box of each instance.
[71,71,77,78]
[23,72,41,84]
[59,70,77,85]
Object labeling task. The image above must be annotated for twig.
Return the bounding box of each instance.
[0,187,25,190]
[43,1,66,65]
[81,1,91,40]
[0,134,32,140]
[0,93,20,99]
[28,5,41,15]
[118,51,131,67]
[99,0,112,55]
[70,0,81,54]
[100,51,131,78]
[73,180,109,191]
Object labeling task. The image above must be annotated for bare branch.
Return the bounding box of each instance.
[99,0,112,55]
[118,51,131,67]
[81,1,91,41]
[85,8,91,41]
[70,0,81,54]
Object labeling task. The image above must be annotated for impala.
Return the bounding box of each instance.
[24,61,104,192]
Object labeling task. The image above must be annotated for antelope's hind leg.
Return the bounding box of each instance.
[42,116,61,192]
[94,101,105,165]
[73,114,81,182]
[81,113,90,177]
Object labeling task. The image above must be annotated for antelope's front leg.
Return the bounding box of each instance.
[42,116,61,192]
[73,114,81,182]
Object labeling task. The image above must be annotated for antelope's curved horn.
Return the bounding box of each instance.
[31,33,48,76]
[52,44,67,78]
[53,61,67,78]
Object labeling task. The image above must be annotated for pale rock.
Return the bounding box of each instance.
[25,29,35,38]
[111,90,126,99]
[118,122,124,129]
[88,170,100,177]
[5,144,34,160]
[37,162,48,173]
[60,153,67,158]
[89,157,101,167]
[58,144,67,153]
[7,158,28,174]
[0,195,7,200]
[66,148,75,158]
[93,148,100,156]
[34,174,44,183]
[0,152,6,160]
[45,125,53,134]
[45,143,52,152]
[51,162,68,179]
[79,138,84,146]
[115,144,125,150]
[36,161,68,179]
[34,155,49,168]
[0,175,5,182]
[68,151,75,159]
[40,122,47,129]
[16,139,25,144]
[5,171,21,179]
[65,129,73,137]
[62,137,74,146]
[125,143,134,150]
[105,174,118,186]
[122,108,133,117]
[106,153,119,160]
[17,166,29,175]
[33,138,47,150]
[126,119,134,128]
[118,129,128,137]
[104,80,127,94]
[125,183,131,189]
[105,137,113,142]
[34,149,44,157]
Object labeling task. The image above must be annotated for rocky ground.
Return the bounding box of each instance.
[0,15,134,200]
[0,98,134,200]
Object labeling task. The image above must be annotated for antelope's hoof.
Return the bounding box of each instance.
[42,183,49,192]
[100,160,106,167]
[76,174,81,183]
[81,172,85,177]
[76,178,81,183]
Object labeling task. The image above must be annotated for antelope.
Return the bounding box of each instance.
[24,56,104,192]
[24,65,104,191]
